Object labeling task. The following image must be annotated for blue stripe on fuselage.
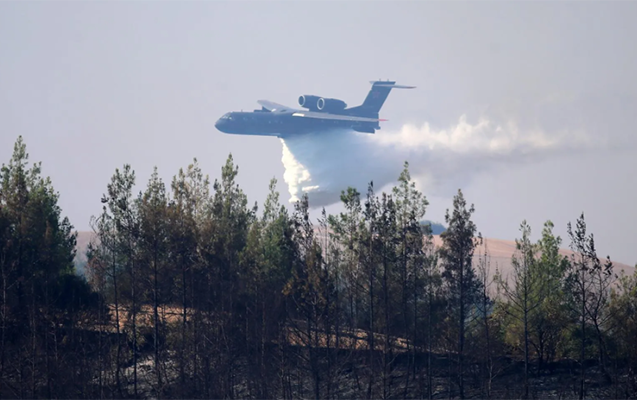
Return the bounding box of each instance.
[215,110,374,137]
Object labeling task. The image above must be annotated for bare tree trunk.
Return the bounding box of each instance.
[0,257,7,397]
[98,289,104,400]
[45,276,51,399]
[367,235,375,400]
[31,280,37,399]
[113,267,122,398]
[131,260,138,398]
[153,247,161,398]
[580,272,586,400]
[593,322,611,383]
[428,268,433,400]
[484,292,493,399]
[524,301,529,399]
[191,265,199,395]
[458,256,465,399]
[180,261,187,397]
[383,255,390,400]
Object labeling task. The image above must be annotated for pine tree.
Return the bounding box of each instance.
[205,153,254,397]
[608,268,637,393]
[565,213,614,399]
[329,187,364,343]
[328,187,366,395]
[475,239,500,398]
[438,189,482,398]
[286,193,327,400]
[1,136,96,397]
[89,163,141,396]
[374,191,399,399]
[137,167,169,397]
[168,158,210,397]
[392,161,429,396]
[421,231,440,400]
[530,221,570,371]
[496,220,543,398]
[241,177,295,398]
[362,182,380,399]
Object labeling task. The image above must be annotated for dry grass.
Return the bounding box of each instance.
[285,321,411,352]
[94,304,413,353]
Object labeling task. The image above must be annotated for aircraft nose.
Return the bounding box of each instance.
[215,118,225,132]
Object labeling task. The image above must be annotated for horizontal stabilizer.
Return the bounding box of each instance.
[369,81,416,89]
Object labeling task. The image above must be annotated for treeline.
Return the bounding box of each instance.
[1,135,637,399]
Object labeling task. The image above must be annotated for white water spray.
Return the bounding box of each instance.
[280,114,595,207]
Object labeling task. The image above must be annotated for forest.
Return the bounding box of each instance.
[1,135,637,399]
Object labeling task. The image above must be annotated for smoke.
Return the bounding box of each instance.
[280,114,596,207]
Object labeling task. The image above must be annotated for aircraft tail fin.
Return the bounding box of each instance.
[350,80,415,117]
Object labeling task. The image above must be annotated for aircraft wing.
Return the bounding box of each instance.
[291,111,385,123]
[257,100,298,112]
[258,99,385,122]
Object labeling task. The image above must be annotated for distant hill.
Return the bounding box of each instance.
[420,220,447,235]
[73,231,635,287]
[431,236,635,293]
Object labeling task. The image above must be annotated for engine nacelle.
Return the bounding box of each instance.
[317,97,347,112]
[298,95,321,111]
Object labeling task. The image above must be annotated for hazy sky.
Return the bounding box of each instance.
[1,2,636,265]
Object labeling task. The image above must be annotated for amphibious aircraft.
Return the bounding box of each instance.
[214,80,415,137]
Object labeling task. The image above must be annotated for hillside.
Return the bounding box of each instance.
[70,230,636,398]
[436,236,635,283]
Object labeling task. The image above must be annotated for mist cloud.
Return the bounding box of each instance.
[280,115,597,207]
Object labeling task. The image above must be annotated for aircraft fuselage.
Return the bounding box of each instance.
[215,110,377,137]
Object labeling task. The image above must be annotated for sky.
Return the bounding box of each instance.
[1,1,636,265]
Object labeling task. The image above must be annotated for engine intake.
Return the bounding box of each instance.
[298,95,321,111]
[317,97,347,112]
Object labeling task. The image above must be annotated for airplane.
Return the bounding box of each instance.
[214,80,415,137]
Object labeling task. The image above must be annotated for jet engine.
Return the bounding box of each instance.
[298,95,348,112]
[298,95,321,111]
[317,97,347,112]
